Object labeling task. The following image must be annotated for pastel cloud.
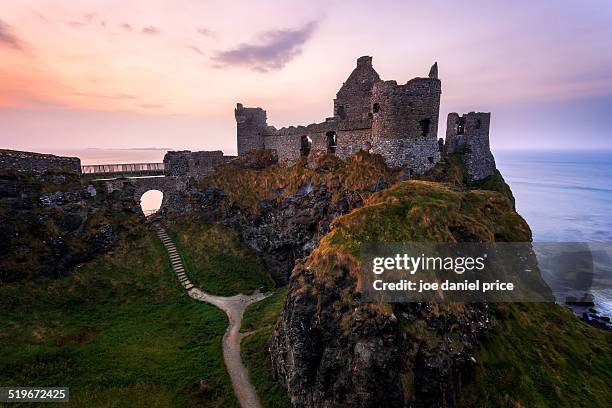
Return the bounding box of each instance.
[197,28,214,37]
[142,26,161,35]
[212,21,318,72]
[0,19,23,50]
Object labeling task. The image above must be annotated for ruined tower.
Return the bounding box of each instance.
[235,103,268,156]
[446,112,496,180]
[234,57,457,176]
[369,62,442,172]
[334,56,381,120]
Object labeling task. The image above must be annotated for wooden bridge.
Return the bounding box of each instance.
[81,162,165,179]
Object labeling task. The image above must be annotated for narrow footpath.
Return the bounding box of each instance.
[154,224,268,408]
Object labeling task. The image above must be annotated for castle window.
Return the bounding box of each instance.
[457,122,465,135]
[326,131,337,154]
[373,103,380,113]
[337,105,346,119]
[427,156,434,164]
[419,118,431,137]
[476,119,481,129]
[300,135,312,157]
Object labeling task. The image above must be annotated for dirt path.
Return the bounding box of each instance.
[154,225,268,408]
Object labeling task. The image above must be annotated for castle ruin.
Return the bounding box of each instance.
[0,56,497,184]
[235,56,496,180]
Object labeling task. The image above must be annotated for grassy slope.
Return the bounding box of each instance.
[0,228,237,408]
[303,178,611,407]
[241,289,291,408]
[167,222,274,296]
[458,303,611,408]
[198,150,398,212]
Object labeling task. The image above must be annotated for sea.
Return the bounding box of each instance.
[43,148,612,315]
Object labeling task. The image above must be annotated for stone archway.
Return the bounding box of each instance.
[140,189,164,216]
[103,176,187,216]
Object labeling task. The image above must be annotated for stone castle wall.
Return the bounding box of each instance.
[163,150,235,179]
[333,56,381,120]
[0,149,81,174]
[235,56,443,176]
[446,112,496,180]
[235,104,266,155]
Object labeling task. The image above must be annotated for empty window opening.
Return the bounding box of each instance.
[337,105,346,119]
[140,190,163,217]
[373,103,380,113]
[419,118,431,137]
[457,121,465,135]
[476,119,482,129]
[427,156,434,164]
[300,135,312,157]
[326,131,337,154]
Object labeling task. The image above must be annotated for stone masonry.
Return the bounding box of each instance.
[445,112,496,180]
[0,149,81,175]
[235,56,444,176]
[163,150,235,178]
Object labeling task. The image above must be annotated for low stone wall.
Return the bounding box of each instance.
[163,150,234,179]
[0,149,81,174]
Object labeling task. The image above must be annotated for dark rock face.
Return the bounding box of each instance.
[271,261,490,408]
[171,182,364,285]
[0,171,140,283]
[271,265,406,407]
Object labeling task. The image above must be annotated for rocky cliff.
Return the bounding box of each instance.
[165,150,398,285]
[269,177,529,407]
[0,170,141,283]
[267,154,611,407]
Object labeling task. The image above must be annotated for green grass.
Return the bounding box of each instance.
[0,227,237,407]
[240,289,291,408]
[167,222,274,296]
[294,175,611,406]
[457,303,612,408]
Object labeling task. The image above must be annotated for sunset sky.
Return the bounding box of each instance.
[1,0,611,154]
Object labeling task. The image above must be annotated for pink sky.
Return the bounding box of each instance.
[1,0,612,153]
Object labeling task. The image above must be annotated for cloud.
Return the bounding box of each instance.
[142,26,161,35]
[212,21,318,72]
[188,45,205,56]
[140,103,165,109]
[71,91,138,100]
[197,28,214,37]
[120,23,133,32]
[68,21,86,29]
[0,19,23,50]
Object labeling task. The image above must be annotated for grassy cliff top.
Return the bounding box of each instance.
[280,156,611,407]
[198,150,398,211]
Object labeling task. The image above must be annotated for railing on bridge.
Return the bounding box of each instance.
[81,162,165,179]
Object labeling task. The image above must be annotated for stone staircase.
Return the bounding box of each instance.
[154,226,194,291]
[152,222,269,408]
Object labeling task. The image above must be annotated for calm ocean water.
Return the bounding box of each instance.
[495,150,612,316]
[495,150,612,243]
[44,148,611,315]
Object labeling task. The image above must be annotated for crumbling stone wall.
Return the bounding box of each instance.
[235,103,267,155]
[334,56,380,120]
[235,56,443,175]
[163,150,234,179]
[104,176,188,214]
[446,112,496,180]
[0,149,81,174]
[370,77,441,173]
